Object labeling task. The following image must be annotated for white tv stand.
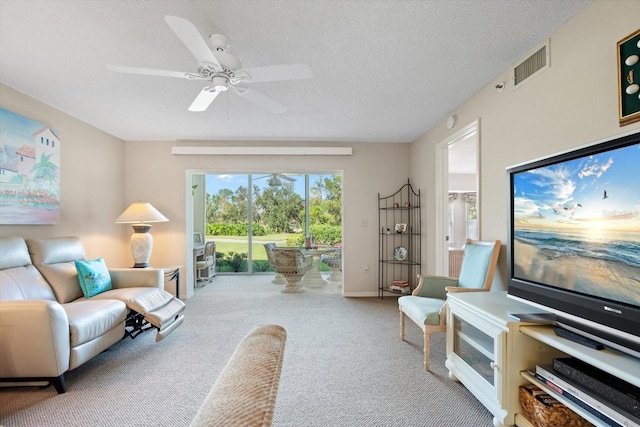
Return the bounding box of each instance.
[445,291,640,427]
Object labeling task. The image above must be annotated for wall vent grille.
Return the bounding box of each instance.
[513,40,550,88]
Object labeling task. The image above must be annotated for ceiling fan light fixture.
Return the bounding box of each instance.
[268,176,282,187]
[211,76,229,91]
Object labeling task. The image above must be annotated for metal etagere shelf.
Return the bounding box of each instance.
[378,179,421,299]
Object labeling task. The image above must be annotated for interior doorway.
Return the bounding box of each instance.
[435,119,479,276]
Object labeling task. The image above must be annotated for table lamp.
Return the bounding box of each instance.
[115,202,169,268]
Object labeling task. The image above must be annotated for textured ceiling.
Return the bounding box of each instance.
[0,0,591,143]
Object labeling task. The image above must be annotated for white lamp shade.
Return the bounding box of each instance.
[115,202,169,224]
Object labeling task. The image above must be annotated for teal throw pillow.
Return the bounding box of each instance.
[75,257,112,298]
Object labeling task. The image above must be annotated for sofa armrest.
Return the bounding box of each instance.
[0,300,70,378]
[190,324,287,427]
[109,268,163,289]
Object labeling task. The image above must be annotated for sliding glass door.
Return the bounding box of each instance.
[200,172,342,274]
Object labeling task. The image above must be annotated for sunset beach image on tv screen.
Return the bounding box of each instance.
[512,142,640,307]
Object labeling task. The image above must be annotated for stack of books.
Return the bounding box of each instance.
[534,363,640,427]
[390,280,410,293]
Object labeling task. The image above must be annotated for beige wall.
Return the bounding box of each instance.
[0,84,129,265]
[123,140,410,297]
[410,0,640,291]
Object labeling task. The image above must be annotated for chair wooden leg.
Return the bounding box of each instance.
[399,309,405,341]
[424,327,430,371]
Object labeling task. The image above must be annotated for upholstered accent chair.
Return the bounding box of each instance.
[263,243,286,285]
[398,239,500,371]
[271,248,312,294]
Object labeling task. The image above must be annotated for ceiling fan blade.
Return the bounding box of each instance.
[241,64,313,83]
[188,87,222,112]
[278,174,296,182]
[164,15,221,68]
[107,64,192,79]
[254,173,295,182]
[236,88,287,114]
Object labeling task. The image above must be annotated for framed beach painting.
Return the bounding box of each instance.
[0,108,60,224]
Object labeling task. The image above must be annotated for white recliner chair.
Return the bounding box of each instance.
[27,237,186,343]
[0,236,186,393]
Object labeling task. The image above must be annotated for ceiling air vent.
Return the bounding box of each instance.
[513,40,550,88]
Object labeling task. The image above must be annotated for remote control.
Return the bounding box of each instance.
[553,327,604,350]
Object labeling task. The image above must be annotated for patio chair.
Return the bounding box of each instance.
[271,248,313,293]
[321,247,342,286]
[264,243,287,285]
[196,241,216,286]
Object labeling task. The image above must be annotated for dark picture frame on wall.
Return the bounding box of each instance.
[617,28,640,126]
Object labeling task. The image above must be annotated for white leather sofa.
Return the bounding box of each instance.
[0,236,185,393]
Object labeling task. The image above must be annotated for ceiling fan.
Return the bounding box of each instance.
[107,15,312,113]
[254,173,296,187]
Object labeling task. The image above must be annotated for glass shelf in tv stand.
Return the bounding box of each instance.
[451,314,496,386]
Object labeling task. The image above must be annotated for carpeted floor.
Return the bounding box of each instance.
[0,275,493,426]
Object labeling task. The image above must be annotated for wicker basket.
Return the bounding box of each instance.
[519,384,592,427]
[519,384,541,423]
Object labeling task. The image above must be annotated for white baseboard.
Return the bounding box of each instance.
[342,291,379,297]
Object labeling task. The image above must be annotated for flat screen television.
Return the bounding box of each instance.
[507,130,640,358]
